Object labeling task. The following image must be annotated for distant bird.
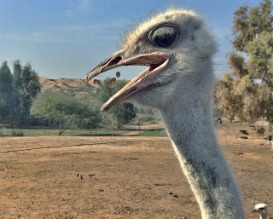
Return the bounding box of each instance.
[252,203,271,219]
[87,8,245,219]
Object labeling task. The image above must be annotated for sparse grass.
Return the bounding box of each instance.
[1,124,166,137]
[136,128,167,137]
[2,127,130,137]
[3,128,61,136]
[10,129,24,136]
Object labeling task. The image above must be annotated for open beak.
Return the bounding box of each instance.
[86,51,169,111]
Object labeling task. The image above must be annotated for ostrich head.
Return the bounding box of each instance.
[87,8,216,111]
[252,203,268,219]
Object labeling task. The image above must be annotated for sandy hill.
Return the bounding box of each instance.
[38,76,99,93]
[38,77,103,107]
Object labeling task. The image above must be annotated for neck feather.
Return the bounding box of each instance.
[159,75,245,219]
[260,211,268,219]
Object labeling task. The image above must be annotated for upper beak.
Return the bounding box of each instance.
[86,50,169,111]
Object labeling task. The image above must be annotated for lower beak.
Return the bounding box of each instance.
[86,51,169,111]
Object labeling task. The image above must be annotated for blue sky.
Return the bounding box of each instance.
[0,0,260,80]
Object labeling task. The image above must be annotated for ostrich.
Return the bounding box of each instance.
[87,8,245,219]
[252,203,271,219]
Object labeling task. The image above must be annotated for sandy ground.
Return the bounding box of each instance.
[0,121,272,219]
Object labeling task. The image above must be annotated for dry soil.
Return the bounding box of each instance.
[0,121,272,219]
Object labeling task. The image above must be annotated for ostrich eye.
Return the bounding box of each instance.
[150,26,179,48]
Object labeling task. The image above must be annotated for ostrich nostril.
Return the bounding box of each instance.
[108,56,122,66]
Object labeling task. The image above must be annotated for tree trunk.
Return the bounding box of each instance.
[58,123,63,136]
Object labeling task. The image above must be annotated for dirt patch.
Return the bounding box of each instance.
[0,122,272,219]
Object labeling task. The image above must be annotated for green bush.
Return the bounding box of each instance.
[10,130,24,136]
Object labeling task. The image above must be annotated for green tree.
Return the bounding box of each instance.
[12,60,24,124]
[13,60,23,89]
[218,0,273,124]
[19,63,41,124]
[0,61,15,124]
[214,73,244,122]
[96,78,136,128]
[31,91,101,135]
[0,60,41,126]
